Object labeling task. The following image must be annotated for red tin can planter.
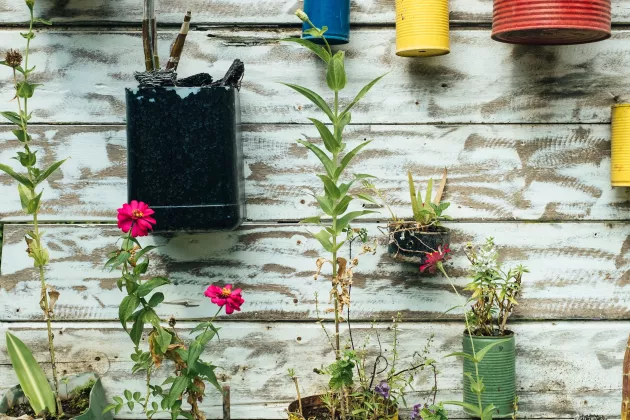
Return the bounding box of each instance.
[492,0,611,45]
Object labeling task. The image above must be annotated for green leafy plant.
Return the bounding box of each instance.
[1,0,66,416]
[104,201,240,420]
[464,238,528,336]
[5,332,57,416]
[406,170,451,229]
[415,243,518,420]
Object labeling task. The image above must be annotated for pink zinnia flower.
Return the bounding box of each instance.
[420,245,451,274]
[117,200,156,237]
[204,284,244,315]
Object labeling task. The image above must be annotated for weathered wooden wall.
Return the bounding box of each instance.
[0,0,629,419]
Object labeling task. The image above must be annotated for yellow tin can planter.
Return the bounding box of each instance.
[611,104,630,187]
[395,0,450,57]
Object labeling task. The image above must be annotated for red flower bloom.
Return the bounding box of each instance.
[204,284,244,315]
[420,245,451,274]
[117,200,156,237]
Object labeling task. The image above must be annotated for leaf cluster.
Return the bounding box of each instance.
[104,235,222,420]
[464,238,528,336]
[406,171,451,228]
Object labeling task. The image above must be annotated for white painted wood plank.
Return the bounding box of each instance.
[2,222,630,321]
[0,321,624,418]
[0,29,626,125]
[1,124,623,222]
[0,0,629,25]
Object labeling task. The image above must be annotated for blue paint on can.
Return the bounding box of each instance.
[302,0,350,45]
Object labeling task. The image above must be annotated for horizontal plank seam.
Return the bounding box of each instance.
[0,122,616,127]
[1,319,629,325]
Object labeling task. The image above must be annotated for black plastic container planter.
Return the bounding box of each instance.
[388,222,450,264]
[0,373,112,420]
[126,86,244,231]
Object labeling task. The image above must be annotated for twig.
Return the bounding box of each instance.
[166,11,191,71]
[222,386,231,420]
[142,0,157,70]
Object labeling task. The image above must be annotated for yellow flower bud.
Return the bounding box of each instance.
[295,9,309,23]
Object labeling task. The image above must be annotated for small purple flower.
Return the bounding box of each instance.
[375,380,390,399]
[411,404,423,420]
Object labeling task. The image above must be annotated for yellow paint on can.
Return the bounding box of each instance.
[611,104,630,187]
[395,0,450,57]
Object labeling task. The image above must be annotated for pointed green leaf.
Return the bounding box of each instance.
[281,83,335,122]
[425,178,433,207]
[326,51,346,92]
[194,362,222,393]
[0,164,34,188]
[356,193,378,204]
[340,73,387,118]
[297,139,335,177]
[6,332,57,415]
[408,171,420,219]
[300,215,322,224]
[33,18,52,25]
[317,175,340,200]
[444,351,477,362]
[334,141,371,180]
[155,326,172,354]
[282,38,330,63]
[333,195,353,216]
[474,338,511,363]
[18,184,33,212]
[337,210,377,233]
[26,190,42,214]
[129,310,145,346]
[309,118,338,153]
[442,401,482,417]
[311,229,333,252]
[119,295,140,331]
[36,158,66,185]
[12,129,31,143]
[1,111,23,125]
[166,376,190,408]
[315,195,333,216]
[136,277,170,297]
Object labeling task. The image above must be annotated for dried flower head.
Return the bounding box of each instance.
[4,49,23,68]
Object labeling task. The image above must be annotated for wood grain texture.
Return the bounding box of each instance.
[0,28,627,125]
[2,222,630,322]
[0,321,625,418]
[0,0,629,26]
[1,124,624,222]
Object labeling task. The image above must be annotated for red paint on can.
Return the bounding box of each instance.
[492,0,611,45]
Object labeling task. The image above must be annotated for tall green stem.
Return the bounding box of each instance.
[438,263,483,414]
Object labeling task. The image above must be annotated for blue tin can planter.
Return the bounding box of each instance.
[302,0,351,45]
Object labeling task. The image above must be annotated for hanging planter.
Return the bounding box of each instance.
[302,0,351,45]
[612,104,630,187]
[388,222,450,264]
[395,0,450,57]
[0,373,112,420]
[462,333,516,418]
[126,86,245,231]
[492,0,611,45]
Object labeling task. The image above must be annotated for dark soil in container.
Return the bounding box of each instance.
[388,222,450,264]
[6,381,94,419]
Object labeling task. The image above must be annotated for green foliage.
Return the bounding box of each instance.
[5,332,57,416]
[419,403,449,420]
[106,232,224,420]
[465,238,528,336]
[406,171,451,228]
[326,351,357,390]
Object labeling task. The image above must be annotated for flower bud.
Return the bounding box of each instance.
[4,49,23,68]
[295,9,309,23]
[24,0,35,10]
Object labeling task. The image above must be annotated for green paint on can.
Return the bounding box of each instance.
[463,333,516,418]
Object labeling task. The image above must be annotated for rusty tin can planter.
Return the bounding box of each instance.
[463,333,516,418]
[302,0,350,45]
[611,104,630,187]
[288,395,398,419]
[395,0,450,57]
[388,223,450,265]
[0,373,112,420]
[492,0,611,45]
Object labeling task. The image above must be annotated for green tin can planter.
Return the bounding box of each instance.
[0,373,112,420]
[462,333,516,418]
